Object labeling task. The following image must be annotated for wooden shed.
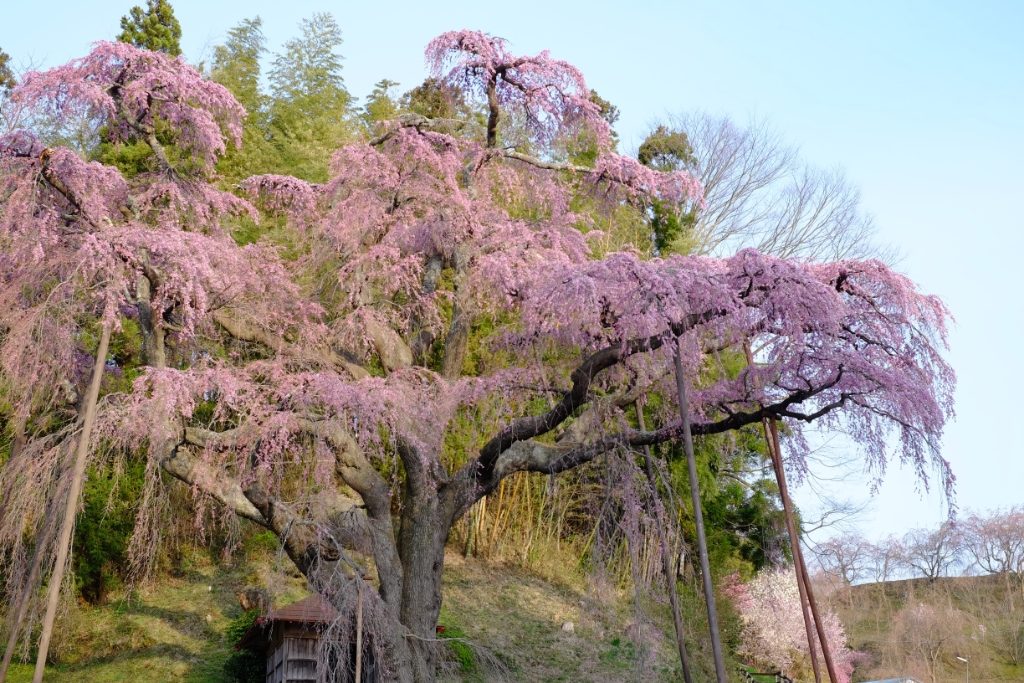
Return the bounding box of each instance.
[238,594,377,683]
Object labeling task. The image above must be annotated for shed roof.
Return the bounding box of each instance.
[263,594,339,625]
[237,594,340,652]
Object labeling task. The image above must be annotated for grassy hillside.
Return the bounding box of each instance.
[834,574,1024,683]
[4,549,729,682]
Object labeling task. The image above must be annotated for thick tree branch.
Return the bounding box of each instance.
[160,443,267,525]
[181,418,406,607]
[211,310,369,379]
[445,370,851,518]
[473,311,722,482]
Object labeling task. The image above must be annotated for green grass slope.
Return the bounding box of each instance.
[4,550,726,682]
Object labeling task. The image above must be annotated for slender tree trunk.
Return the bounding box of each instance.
[672,340,728,683]
[441,304,469,380]
[768,420,839,683]
[485,80,500,149]
[32,321,111,682]
[636,400,694,683]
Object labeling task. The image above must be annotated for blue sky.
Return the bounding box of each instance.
[3,1,1022,541]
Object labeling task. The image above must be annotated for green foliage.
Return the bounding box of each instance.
[117,0,183,56]
[638,125,699,254]
[93,138,153,177]
[650,199,698,255]
[267,13,355,181]
[73,458,145,604]
[638,125,694,171]
[210,18,264,113]
[401,77,468,121]
[0,48,15,92]
[211,17,275,182]
[222,610,262,683]
[362,79,401,128]
[94,114,209,178]
[661,409,787,577]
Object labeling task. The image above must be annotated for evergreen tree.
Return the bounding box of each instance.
[0,49,14,93]
[639,124,698,253]
[117,0,183,56]
[267,13,354,180]
[210,17,273,181]
[363,78,401,128]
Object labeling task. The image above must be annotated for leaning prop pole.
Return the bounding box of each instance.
[764,417,822,683]
[636,400,694,683]
[32,322,111,683]
[672,338,728,683]
[767,419,839,683]
[744,343,823,683]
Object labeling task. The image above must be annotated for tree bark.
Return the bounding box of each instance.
[673,340,728,683]
[136,274,166,368]
[32,321,111,683]
[398,495,448,683]
[441,304,469,380]
[485,79,500,149]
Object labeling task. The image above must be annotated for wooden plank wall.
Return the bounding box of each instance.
[266,636,319,683]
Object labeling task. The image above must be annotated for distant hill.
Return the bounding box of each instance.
[830,573,1024,682]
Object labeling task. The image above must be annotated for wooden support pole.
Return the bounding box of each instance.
[744,340,827,682]
[768,420,839,683]
[636,399,694,683]
[673,340,728,683]
[32,322,111,683]
[763,417,823,683]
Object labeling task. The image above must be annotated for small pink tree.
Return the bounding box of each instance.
[725,569,858,682]
[0,31,954,683]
